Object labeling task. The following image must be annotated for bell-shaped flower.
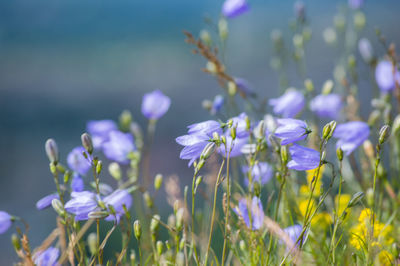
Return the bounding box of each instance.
[222,0,249,18]
[274,118,310,145]
[102,131,135,164]
[287,144,320,171]
[87,120,118,149]
[141,90,171,120]
[283,224,303,247]
[67,146,91,176]
[233,196,264,230]
[0,211,12,234]
[36,193,59,210]
[103,189,132,222]
[242,162,273,187]
[375,60,400,92]
[333,121,370,155]
[310,94,342,119]
[235,77,256,97]
[64,191,98,221]
[269,90,305,118]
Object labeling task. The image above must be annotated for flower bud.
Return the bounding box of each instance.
[51,198,65,216]
[363,140,375,160]
[347,192,364,208]
[176,208,185,231]
[348,54,356,69]
[323,27,337,45]
[228,81,237,96]
[157,241,163,255]
[200,29,212,46]
[239,240,246,251]
[212,132,220,143]
[366,188,374,207]
[96,160,103,175]
[304,78,314,93]
[392,115,400,135]
[134,220,142,241]
[88,211,109,219]
[322,120,336,140]
[293,34,303,49]
[150,215,160,234]
[119,110,132,132]
[230,127,237,140]
[281,146,288,164]
[179,238,185,250]
[108,162,122,181]
[87,233,97,255]
[322,80,334,95]
[302,27,312,41]
[379,125,391,145]
[254,182,261,197]
[218,18,228,41]
[11,234,21,251]
[254,120,265,140]
[336,147,343,161]
[245,116,251,131]
[45,139,59,164]
[200,142,215,161]
[202,99,212,111]
[334,14,346,31]
[367,110,381,126]
[354,11,366,30]
[63,171,71,184]
[154,174,163,191]
[168,214,176,228]
[81,133,93,155]
[143,192,153,208]
[206,61,217,74]
[195,176,202,193]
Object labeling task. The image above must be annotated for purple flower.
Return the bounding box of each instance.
[103,131,135,164]
[176,120,222,166]
[103,189,132,222]
[333,121,370,155]
[348,0,363,9]
[283,224,303,246]
[211,95,224,115]
[235,77,255,97]
[0,211,12,234]
[222,0,249,18]
[71,174,84,192]
[310,94,342,119]
[87,120,118,149]
[67,147,91,176]
[33,247,59,266]
[294,1,305,21]
[64,191,98,221]
[274,118,310,145]
[36,194,59,210]
[358,38,373,63]
[269,90,305,118]
[141,90,171,120]
[375,60,400,92]
[242,162,273,187]
[287,144,320,171]
[234,196,264,230]
[218,135,248,157]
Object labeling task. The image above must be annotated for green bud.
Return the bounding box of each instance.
[336,147,343,161]
[176,208,185,231]
[228,81,237,96]
[347,192,364,208]
[11,234,21,251]
[230,127,237,140]
[218,18,228,41]
[281,146,288,164]
[322,121,335,140]
[119,110,132,132]
[253,182,261,198]
[150,215,160,234]
[292,34,303,49]
[96,160,102,175]
[51,198,65,216]
[108,162,122,181]
[88,211,109,219]
[199,29,212,46]
[200,142,215,160]
[134,220,142,241]
[165,240,171,250]
[45,139,59,164]
[302,27,312,41]
[304,78,314,93]
[195,176,202,193]
[368,110,381,126]
[254,120,265,140]
[173,200,180,214]
[366,188,374,207]
[239,240,246,251]
[179,238,185,250]
[379,125,391,145]
[334,14,346,31]
[212,132,220,143]
[63,170,71,184]
[323,27,337,45]
[154,174,163,191]
[87,233,97,256]
[245,116,251,131]
[143,192,153,208]
[322,80,334,95]
[348,54,356,69]
[157,241,163,255]
[221,136,226,145]
[354,11,366,30]
[81,133,93,155]
[392,115,400,135]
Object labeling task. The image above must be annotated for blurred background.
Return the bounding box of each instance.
[0,0,400,263]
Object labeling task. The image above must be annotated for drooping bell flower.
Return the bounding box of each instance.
[287,144,320,171]
[102,131,135,164]
[233,196,264,230]
[64,191,98,221]
[141,90,171,120]
[234,77,256,97]
[274,118,311,145]
[67,147,91,176]
[333,121,370,155]
[222,0,249,18]
[242,162,273,187]
[33,247,59,266]
[0,211,12,234]
[86,120,118,149]
[36,194,59,210]
[269,90,305,118]
[375,60,400,93]
[310,94,342,119]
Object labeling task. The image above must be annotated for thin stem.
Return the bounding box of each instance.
[191,172,200,264]
[221,151,232,264]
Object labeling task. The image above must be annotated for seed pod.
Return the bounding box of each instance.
[81,133,93,155]
[143,192,153,208]
[176,208,185,231]
[45,139,59,164]
[200,142,215,160]
[96,160,103,175]
[336,147,343,161]
[134,220,142,241]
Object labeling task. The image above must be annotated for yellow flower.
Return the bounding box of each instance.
[358,208,373,223]
[311,212,333,230]
[379,250,394,266]
[299,199,316,217]
[304,166,324,197]
[334,194,351,217]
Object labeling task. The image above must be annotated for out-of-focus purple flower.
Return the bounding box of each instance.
[141,90,171,120]
[333,121,370,155]
[218,135,247,157]
[71,174,84,192]
[222,0,249,18]
[36,194,59,210]
[211,95,224,115]
[34,247,59,266]
[0,211,12,234]
[348,0,363,9]
[294,1,305,21]
[67,147,91,176]
[103,189,132,222]
[102,131,135,164]
[87,120,118,149]
[283,224,303,246]
[231,112,250,138]
[358,38,374,63]
[242,162,273,187]
[176,120,222,167]
[274,118,310,145]
[269,90,305,118]
[310,94,342,119]
[375,60,400,92]
[287,144,320,171]
[234,196,264,230]
[64,191,98,221]
[235,77,256,97]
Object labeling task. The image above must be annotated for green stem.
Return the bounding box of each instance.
[221,152,232,264]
